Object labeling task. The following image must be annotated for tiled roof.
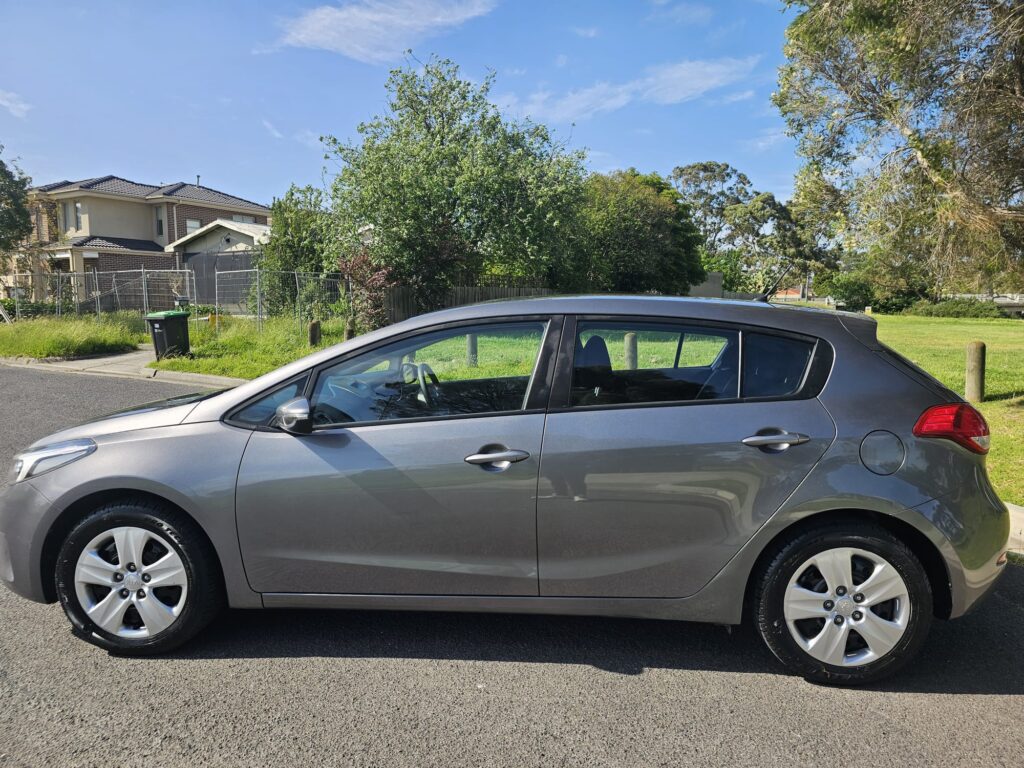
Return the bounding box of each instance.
[148,182,268,211]
[31,174,269,212]
[68,236,166,253]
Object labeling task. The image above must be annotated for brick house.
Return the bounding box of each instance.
[23,175,270,275]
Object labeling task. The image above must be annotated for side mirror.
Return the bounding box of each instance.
[275,397,313,435]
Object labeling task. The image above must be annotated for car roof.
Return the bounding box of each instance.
[408,294,873,337]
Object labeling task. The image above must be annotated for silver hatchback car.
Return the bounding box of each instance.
[0,296,1010,684]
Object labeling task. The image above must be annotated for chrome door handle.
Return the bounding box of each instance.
[464,449,531,465]
[742,432,810,448]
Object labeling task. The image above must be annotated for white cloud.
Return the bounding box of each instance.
[262,119,284,139]
[554,53,569,68]
[717,89,755,104]
[505,67,527,76]
[502,56,759,122]
[0,89,31,119]
[572,26,599,38]
[651,2,713,25]
[743,128,787,152]
[294,129,324,150]
[281,0,496,64]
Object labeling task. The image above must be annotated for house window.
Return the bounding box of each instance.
[155,208,164,237]
[232,214,255,224]
[186,218,201,234]
[62,201,72,232]
[74,201,83,230]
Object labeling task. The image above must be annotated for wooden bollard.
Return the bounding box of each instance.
[344,315,355,341]
[624,332,638,370]
[966,340,985,402]
[308,319,321,347]
[466,333,478,367]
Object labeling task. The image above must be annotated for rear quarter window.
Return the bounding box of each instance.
[742,333,814,398]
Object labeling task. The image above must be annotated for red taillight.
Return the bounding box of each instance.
[913,403,990,454]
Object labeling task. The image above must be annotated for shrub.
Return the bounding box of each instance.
[902,298,1008,318]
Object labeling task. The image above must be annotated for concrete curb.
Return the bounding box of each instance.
[1008,503,1024,555]
[144,368,247,388]
[0,353,248,389]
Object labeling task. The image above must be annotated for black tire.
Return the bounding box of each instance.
[55,497,224,655]
[754,523,933,685]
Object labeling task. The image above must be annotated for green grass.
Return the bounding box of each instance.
[0,314,148,358]
[151,311,1024,503]
[874,315,1024,505]
[150,316,350,380]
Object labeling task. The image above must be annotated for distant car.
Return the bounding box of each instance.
[0,296,1010,684]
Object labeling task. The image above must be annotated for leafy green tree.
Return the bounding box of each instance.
[670,161,752,258]
[722,192,809,293]
[259,185,329,274]
[255,185,332,318]
[0,146,33,271]
[570,169,704,294]
[776,0,1024,292]
[326,56,586,315]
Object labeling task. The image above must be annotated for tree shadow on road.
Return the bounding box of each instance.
[167,566,1024,696]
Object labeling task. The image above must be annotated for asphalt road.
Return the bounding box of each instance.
[1,364,1022,767]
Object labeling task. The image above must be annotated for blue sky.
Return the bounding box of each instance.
[0,0,797,206]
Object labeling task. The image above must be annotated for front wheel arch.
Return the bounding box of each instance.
[40,489,225,604]
[743,509,952,622]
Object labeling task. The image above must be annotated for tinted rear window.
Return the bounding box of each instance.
[742,333,814,397]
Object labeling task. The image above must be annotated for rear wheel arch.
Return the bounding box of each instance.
[744,509,952,621]
[40,489,224,604]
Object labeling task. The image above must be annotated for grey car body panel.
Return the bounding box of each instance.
[236,415,546,595]
[1,422,261,608]
[536,399,835,597]
[0,295,1009,624]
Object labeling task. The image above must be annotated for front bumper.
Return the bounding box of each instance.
[0,481,56,603]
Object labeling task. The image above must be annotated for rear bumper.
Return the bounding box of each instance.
[912,476,1010,618]
[0,481,55,603]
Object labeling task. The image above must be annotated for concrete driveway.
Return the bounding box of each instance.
[0,365,1022,767]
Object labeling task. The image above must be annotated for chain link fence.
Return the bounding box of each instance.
[1,269,196,320]
[2,266,552,334]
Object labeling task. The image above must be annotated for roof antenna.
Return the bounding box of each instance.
[755,261,795,303]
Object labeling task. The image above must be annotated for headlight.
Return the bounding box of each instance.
[11,439,96,483]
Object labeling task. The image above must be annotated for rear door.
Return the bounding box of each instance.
[537,316,836,598]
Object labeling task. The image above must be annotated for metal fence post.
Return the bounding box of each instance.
[94,272,101,319]
[256,267,263,332]
[14,272,21,320]
[214,270,220,335]
[295,271,302,332]
[141,267,149,314]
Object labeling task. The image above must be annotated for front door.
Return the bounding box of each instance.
[235,318,557,596]
[537,317,836,598]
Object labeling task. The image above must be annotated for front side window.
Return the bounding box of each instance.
[186,218,201,234]
[62,201,72,232]
[232,214,255,224]
[571,321,739,406]
[155,207,164,237]
[309,321,548,426]
[74,201,83,229]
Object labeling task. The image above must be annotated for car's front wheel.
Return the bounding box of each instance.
[754,523,933,685]
[55,498,223,654]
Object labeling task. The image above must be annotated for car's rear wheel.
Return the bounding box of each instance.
[55,499,223,654]
[754,523,932,685]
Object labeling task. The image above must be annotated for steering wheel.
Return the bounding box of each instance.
[416,363,441,407]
